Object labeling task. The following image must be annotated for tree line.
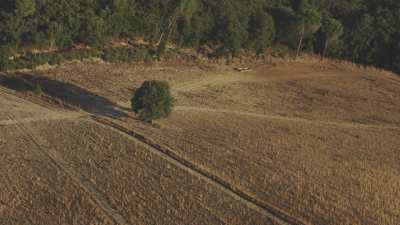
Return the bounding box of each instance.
[1,0,399,73]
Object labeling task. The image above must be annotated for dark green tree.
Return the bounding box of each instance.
[131,80,174,122]
[0,46,11,70]
[247,9,275,56]
[294,4,321,59]
[320,16,343,60]
[15,0,36,17]
[157,0,200,55]
[0,0,399,74]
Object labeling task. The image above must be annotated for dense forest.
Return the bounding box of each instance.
[0,0,399,73]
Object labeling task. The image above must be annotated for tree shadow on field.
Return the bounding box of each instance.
[0,72,129,119]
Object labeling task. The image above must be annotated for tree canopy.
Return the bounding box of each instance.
[0,0,399,74]
[131,80,174,122]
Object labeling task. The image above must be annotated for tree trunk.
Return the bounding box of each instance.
[157,14,178,56]
[295,28,304,61]
[321,40,329,61]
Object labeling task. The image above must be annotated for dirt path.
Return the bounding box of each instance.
[6,114,131,225]
[2,63,396,224]
[0,86,85,124]
[117,65,362,108]
[172,65,361,94]
[175,106,400,131]
[117,102,400,134]
[91,115,306,225]
[0,87,296,224]
[173,73,244,94]
[0,111,85,126]
[0,86,301,224]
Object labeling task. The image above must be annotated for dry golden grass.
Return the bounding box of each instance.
[124,110,400,225]
[114,59,400,224]
[30,118,277,225]
[1,117,278,224]
[177,61,400,127]
[0,125,116,225]
[32,60,219,103]
[0,82,278,224]
[1,57,400,224]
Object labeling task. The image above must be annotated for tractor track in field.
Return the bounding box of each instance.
[0,88,305,224]
[6,114,131,225]
[171,67,361,94]
[3,66,398,224]
[91,115,307,225]
[0,86,86,126]
[116,101,400,131]
[0,112,86,126]
[174,106,400,131]
[1,87,305,224]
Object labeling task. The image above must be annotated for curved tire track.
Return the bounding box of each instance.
[0,112,86,126]
[175,106,400,131]
[91,115,307,225]
[172,68,360,94]
[7,114,130,225]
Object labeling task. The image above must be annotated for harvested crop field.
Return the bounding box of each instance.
[0,94,279,224]
[128,110,400,225]
[1,58,400,224]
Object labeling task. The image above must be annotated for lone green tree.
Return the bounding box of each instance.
[131,80,174,123]
[320,16,343,60]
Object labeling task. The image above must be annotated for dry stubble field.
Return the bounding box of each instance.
[1,58,400,225]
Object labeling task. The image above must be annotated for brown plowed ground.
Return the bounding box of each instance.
[1,58,400,224]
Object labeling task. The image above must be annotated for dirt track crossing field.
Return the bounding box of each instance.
[0,85,282,224]
[174,106,400,131]
[7,114,130,225]
[1,59,400,224]
[91,115,305,225]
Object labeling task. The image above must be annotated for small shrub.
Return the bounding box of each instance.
[13,58,30,70]
[101,48,153,63]
[101,48,117,62]
[4,61,16,71]
[48,53,63,65]
[0,46,12,70]
[34,83,43,95]
[131,80,174,122]
[74,50,86,60]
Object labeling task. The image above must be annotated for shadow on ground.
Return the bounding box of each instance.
[0,72,129,119]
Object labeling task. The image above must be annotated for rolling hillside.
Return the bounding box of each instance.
[1,58,399,224]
